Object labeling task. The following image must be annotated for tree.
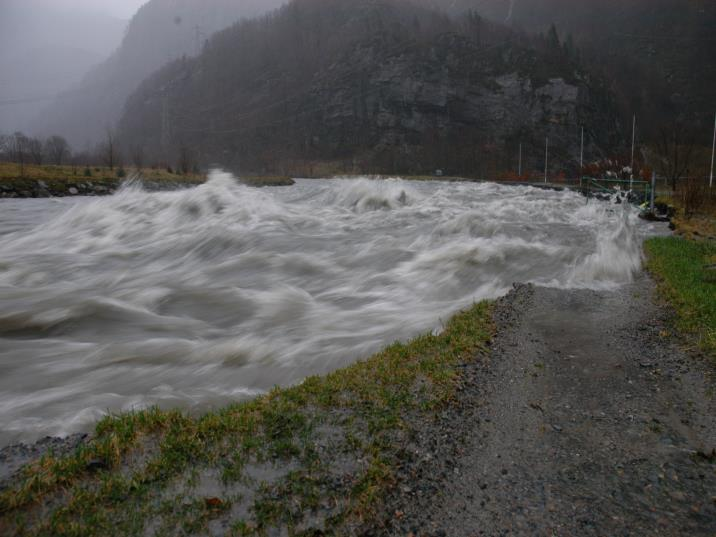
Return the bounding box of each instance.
[45,136,71,165]
[0,134,10,161]
[100,130,118,170]
[178,142,193,175]
[655,120,695,192]
[27,137,44,165]
[547,23,560,49]
[131,144,144,171]
[10,132,29,176]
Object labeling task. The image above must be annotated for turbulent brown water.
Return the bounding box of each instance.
[0,173,655,444]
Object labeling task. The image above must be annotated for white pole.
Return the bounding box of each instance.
[580,126,584,179]
[544,137,549,184]
[710,112,715,189]
[630,114,636,190]
[518,143,522,177]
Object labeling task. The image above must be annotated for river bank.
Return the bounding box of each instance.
[0,163,294,197]
[2,266,715,535]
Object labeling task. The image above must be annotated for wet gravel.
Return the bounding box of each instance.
[371,277,716,536]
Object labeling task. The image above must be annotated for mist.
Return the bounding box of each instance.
[0,0,145,134]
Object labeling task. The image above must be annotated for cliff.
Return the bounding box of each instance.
[118,0,622,177]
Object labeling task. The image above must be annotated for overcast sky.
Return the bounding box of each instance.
[61,0,149,19]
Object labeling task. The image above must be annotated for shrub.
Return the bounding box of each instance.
[84,167,92,177]
[681,177,707,219]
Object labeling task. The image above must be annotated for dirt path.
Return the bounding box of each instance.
[378,276,716,536]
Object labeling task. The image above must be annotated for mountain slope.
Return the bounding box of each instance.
[118,0,622,177]
[33,0,287,146]
[0,0,127,133]
[422,0,716,135]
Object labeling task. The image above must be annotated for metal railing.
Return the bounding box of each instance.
[579,177,652,204]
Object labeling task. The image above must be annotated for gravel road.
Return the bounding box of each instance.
[376,276,716,536]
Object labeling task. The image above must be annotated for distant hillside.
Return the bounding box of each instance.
[0,0,126,133]
[421,0,716,136]
[117,0,623,177]
[33,0,286,147]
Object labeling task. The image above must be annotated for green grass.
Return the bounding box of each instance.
[0,302,493,536]
[645,237,716,358]
[0,162,204,184]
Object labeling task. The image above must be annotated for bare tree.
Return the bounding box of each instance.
[44,136,71,165]
[178,142,193,175]
[11,132,29,176]
[100,130,118,170]
[27,137,44,165]
[131,144,145,171]
[0,134,9,161]
[655,120,695,192]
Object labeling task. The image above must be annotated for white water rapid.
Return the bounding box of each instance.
[0,173,653,444]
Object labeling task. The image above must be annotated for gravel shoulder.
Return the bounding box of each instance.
[377,276,716,536]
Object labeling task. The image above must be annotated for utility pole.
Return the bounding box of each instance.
[710,112,715,189]
[630,114,636,190]
[544,137,549,184]
[518,143,522,177]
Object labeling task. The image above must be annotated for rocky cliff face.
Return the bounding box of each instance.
[422,0,716,136]
[118,0,622,177]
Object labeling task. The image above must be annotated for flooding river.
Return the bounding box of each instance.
[0,173,652,444]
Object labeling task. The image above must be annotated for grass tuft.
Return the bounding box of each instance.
[645,237,716,358]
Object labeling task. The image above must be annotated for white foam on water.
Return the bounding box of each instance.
[0,173,659,443]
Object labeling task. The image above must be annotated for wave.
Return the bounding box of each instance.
[0,172,659,443]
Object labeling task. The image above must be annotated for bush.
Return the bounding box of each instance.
[117,167,126,178]
[84,167,92,177]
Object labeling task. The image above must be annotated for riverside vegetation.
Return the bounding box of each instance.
[646,237,716,358]
[0,163,205,198]
[645,183,716,359]
[0,163,294,197]
[0,303,493,536]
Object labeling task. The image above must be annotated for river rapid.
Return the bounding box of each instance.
[0,173,653,444]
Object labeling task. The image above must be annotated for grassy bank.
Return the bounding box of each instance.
[0,303,493,536]
[645,237,716,358]
[0,163,205,184]
[0,163,294,194]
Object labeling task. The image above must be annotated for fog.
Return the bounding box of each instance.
[0,0,144,133]
[1,0,713,158]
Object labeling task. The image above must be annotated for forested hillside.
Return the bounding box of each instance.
[118,0,622,177]
[421,0,716,136]
[33,0,286,146]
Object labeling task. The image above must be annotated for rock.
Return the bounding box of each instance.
[68,187,79,195]
[86,459,108,472]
